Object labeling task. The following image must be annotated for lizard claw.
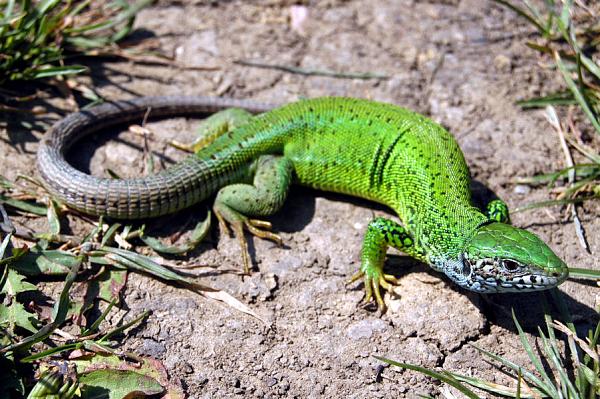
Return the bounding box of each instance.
[246,219,283,246]
[349,269,400,312]
[214,206,282,274]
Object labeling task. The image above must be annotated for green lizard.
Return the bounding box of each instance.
[37,96,569,309]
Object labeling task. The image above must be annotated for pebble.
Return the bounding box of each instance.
[494,54,512,71]
[513,184,531,195]
[346,319,387,340]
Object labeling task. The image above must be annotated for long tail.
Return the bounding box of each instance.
[37,96,272,219]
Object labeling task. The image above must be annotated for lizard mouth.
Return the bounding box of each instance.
[460,256,568,293]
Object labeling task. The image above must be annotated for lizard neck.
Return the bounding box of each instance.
[395,202,489,267]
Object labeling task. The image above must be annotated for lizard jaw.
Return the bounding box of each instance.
[440,255,568,293]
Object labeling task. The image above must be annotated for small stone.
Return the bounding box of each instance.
[347,319,387,340]
[513,184,531,195]
[181,362,194,374]
[264,273,278,291]
[494,54,511,71]
[266,377,278,387]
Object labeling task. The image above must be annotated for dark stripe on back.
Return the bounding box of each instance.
[368,142,383,189]
[376,130,405,186]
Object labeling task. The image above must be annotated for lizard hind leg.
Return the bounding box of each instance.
[485,198,511,224]
[350,217,425,311]
[170,108,254,153]
[213,155,294,274]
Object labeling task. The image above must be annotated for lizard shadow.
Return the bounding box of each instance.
[67,121,180,175]
[306,177,599,340]
[383,255,598,339]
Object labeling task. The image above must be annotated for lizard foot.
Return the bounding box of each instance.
[214,205,281,274]
[349,268,400,312]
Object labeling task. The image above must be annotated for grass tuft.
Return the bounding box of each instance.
[494,1,599,226]
[378,293,600,398]
[0,0,153,85]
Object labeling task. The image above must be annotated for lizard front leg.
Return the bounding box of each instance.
[350,217,426,311]
[213,155,294,274]
[485,198,510,224]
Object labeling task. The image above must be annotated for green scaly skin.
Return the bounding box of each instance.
[37,96,569,310]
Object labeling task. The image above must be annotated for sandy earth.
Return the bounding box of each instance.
[2,0,600,397]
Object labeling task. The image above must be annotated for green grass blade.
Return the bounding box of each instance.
[0,195,47,216]
[447,370,542,398]
[554,51,600,135]
[564,138,600,164]
[511,310,559,396]
[100,223,122,246]
[20,343,79,362]
[516,92,577,109]
[72,0,152,35]
[515,163,600,186]
[470,344,553,394]
[82,299,116,336]
[95,246,193,284]
[98,310,150,344]
[513,195,600,212]
[31,65,88,79]
[67,0,92,18]
[35,0,61,17]
[374,356,481,399]
[568,267,600,280]
[538,326,579,397]
[492,0,546,33]
[580,53,600,81]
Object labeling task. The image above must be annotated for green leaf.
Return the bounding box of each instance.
[79,369,164,399]
[2,256,82,352]
[12,249,80,276]
[93,246,195,285]
[92,268,128,303]
[0,301,38,333]
[0,268,36,296]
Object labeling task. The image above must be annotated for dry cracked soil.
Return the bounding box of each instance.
[1,0,600,398]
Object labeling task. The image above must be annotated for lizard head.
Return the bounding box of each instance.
[443,222,568,292]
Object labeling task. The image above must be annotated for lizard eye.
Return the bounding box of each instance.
[503,260,520,271]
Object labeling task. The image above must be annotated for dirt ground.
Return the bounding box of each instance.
[2,0,600,397]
